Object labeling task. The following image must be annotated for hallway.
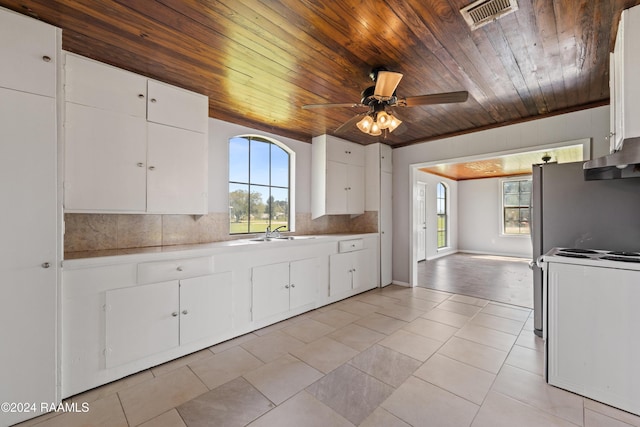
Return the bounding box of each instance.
[417,253,533,308]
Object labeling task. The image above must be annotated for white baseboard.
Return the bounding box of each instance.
[457,249,532,259]
[391,280,411,287]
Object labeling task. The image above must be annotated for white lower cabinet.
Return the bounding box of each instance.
[105,272,232,368]
[252,258,319,322]
[329,248,374,298]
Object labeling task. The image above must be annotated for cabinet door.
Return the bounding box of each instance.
[380,144,392,173]
[326,137,364,166]
[380,171,393,286]
[347,164,365,214]
[147,80,208,133]
[352,248,374,291]
[326,161,348,214]
[179,272,233,345]
[252,262,290,321]
[329,253,353,297]
[0,8,57,97]
[0,88,58,421]
[290,258,318,310]
[64,53,147,118]
[64,102,147,212]
[105,281,179,368]
[147,123,208,214]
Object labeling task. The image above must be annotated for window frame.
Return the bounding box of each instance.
[436,182,448,250]
[500,176,532,237]
[228,135,295,235]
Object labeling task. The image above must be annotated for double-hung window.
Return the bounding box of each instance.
[436,182,448,249]
[229,136,291,234]
[502,178,531,235]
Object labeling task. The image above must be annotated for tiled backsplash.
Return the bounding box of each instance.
[64,211,378,253]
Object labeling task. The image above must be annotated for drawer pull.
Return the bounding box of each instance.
[182,310,188,315]
[171,312,178,317]
[177,266,183,271]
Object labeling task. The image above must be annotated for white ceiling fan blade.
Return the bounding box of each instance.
[374,71,403,98]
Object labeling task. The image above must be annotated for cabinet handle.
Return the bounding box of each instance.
[291,284,295,288]
[176,266,183,271]
[171,312,178,317]
[148,166,155,171]
[41,262,51,269]
[182,310,188,315]
[150,98,157,103]
[138,94,145,99]
[285,285,290,289]
[347,187,351,190]
[344,187,348,191]
[42,55,51,62]
[137,162,144,167]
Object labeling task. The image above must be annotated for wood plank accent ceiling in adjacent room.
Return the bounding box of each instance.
[2,0,638,147]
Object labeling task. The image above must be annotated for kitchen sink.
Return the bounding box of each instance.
[250,235,317,242]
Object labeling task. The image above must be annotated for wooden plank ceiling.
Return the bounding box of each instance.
[2,0,639,147]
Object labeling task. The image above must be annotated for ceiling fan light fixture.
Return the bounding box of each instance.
[369,120,382,136]
[356,115,374,133]
[387,114,402,132]
[377,111,391,129]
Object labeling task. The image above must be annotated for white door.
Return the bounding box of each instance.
[0,88,58,423]
[380,171,393,286]
[251,262,290,321]
[105,281,179,368]
[416,182,427,261]
[146,122,208,214]
[179,272,233,345]
[289,258,318,310]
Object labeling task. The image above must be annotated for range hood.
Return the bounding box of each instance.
[584,137,640,180]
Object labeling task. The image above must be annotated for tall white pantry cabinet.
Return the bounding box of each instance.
[0,7,61,427]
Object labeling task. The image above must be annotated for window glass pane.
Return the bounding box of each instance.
[229,183,249,234]
[519,192,531,206]
[250,140,270,185]
[229,137,249,183]
[271,144,289,188]
[504,207,520,234]
[248,185,269,233]
[503,181,519,194]
[504,194,520,206]
[520,207,531,234]
[269,187,289,231]
[520,180,532,193]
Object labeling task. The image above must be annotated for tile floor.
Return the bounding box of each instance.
[17,286,640,427]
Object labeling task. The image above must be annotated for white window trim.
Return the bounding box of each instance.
[499,175,531,238]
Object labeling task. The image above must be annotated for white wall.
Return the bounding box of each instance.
[458,177,532,258]
[207,118,311,216]
[392,106,610,285]
[415,171,458,260]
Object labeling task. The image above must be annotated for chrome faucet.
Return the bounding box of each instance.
[265,225,287,239]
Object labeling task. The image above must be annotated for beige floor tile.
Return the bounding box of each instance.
[585,408,636,427]
[188,345,264,390]
[32,394,127,427]
[449,294,489,307]
[584,398,640,426]
[438,337,508,374]
[437,300,483,317]
[504,344,544,375]
[307,363,394,425]
[360,407,412,427]
[378,329,442,361]
[349,344,421,387]
[290,336,359,373]
[414,353,496,405]
[335,300,380,316]
[118,366,208,426]
[374,303,425,322]
[469,312,524,335]
[138,409,186,427]
[412,287,452,303]
[151,349,213,377]
[209,332,258,353]
[356,293,401,307]
[355,312,408,335]
[421,308,472,328]
[252,315,306,337]
[177,377,274,427]
[455,324,518,352]
[66,369,154,404]
[244,354,323,404]
[481,303,531,322]
[403,318,459,342]
[492,365,584,426]
[471,391,578,427]
[393,296,439,311]
[247,391,354,427]
[281,318,336,343]
[310,308,361,328]
[515,329,545,352]
[381,376,479,427]
[240,330,305,363]
[328,323,386,351]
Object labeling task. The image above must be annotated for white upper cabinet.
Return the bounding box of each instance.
[611,5,640,150]
[312,134,366,219]
[0,7,57,97]
[63,53,209,214]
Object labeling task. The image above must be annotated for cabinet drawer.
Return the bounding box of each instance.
[137,256,214,284]
[338,239,364,253]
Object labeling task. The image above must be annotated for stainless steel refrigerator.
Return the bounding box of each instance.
[530,161,640,336]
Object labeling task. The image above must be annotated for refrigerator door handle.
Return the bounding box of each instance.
[528,260,536,270]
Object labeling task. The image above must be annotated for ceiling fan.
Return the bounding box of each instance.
[302,67,469,136]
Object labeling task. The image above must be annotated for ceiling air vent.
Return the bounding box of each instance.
[460,0,519,30]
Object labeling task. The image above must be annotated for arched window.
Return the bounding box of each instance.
[436,182,448,249]
[228,136,292,234]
